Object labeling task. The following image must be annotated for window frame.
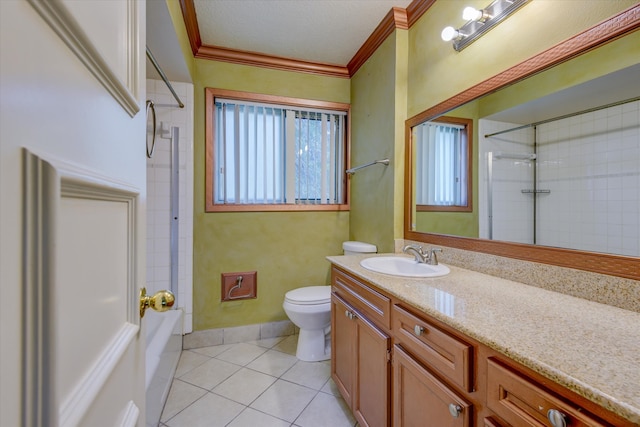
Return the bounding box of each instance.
[205,88,351,212]
[415,116,473,213]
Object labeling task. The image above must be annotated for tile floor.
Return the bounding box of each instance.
[160,335,357,427]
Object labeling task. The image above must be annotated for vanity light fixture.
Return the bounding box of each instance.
[442,0,529,51]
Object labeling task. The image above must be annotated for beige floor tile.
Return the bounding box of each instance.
[227,408,291,427]
[320,377,341,396]
[160,379,207,422]
[173,350,211,378]
[272,335,298,355]
[212,367,277,405]
[215,342,268,366]
[281,360,331,390]
[250,379,317,422]
[164,393,244,427]
[246,349,298,377]
[179,357,241,390]
[189,343,235,358]
[294,392,356,427]
[246,336,286,349]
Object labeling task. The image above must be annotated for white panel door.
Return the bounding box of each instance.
[0,1,147,426]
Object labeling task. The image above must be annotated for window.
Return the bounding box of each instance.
[413,116,472,212]
[205,89,350,212]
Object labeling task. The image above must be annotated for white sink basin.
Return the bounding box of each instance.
[360,256,450,278]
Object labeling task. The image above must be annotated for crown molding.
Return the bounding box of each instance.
[406,0,436,27]
[347,7,407,76]
[179,0,434,78]
[196,45,350,78]
[178,0,200,56]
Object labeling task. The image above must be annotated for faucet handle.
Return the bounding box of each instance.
[428,248,442,265]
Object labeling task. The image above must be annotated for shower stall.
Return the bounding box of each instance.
[479,97,640,257]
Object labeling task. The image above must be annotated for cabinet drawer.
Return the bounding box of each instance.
[483,417,506,427]
[486,358,611,427]
[331,267,391,329]
[393,304,473,392]
[394,345,471,427]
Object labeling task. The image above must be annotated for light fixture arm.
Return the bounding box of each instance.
[442,0,530,51]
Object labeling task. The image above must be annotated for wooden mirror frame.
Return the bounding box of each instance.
[404,6,640,281]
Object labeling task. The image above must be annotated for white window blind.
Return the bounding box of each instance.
[214,99,346,205]
[415,122,467,206]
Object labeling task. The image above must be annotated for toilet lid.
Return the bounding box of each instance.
[285,286,331,305]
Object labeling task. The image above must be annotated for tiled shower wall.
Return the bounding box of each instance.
[479,99,639,256]
[146,79,194,333]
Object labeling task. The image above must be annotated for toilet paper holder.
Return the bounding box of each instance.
[221,271,257,301]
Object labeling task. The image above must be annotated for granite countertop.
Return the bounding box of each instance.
[327,253,640,424]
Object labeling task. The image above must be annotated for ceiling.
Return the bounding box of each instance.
[485,63,640,125]
[147,0,413,82]
[193,0,413,66]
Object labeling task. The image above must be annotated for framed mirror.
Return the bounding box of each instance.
[405,8,640,280]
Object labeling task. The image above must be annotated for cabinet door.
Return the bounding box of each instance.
[394,345,471,427]
[354,310,391,427]
[332,294,356,407]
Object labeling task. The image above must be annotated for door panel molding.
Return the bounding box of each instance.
[60,324,139,427]
[119,401,140,427]
[22,150,58,427]
[27,0,140,117]
[22,149,141,427]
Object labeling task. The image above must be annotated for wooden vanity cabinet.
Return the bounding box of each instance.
[330,266,634,427]
[486,358,621,427]
[331,268,391,427]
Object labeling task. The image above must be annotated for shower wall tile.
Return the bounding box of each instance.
[147,79,194,334]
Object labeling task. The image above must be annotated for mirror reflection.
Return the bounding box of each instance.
[413,116,472,212]
[410,52,640,257]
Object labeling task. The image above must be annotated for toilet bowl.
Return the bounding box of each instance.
[283,241,377,362]
[283,286,332,362]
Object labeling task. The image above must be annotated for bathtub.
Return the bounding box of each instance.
[145,309,183,427]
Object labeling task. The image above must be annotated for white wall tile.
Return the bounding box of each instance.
[146,79,194,333]
[479,100,639,256]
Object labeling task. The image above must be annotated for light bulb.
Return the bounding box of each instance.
[441,26,458,42]
[462,6,483,21]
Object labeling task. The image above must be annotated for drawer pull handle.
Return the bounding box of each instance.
[547,409,567,427]
[448,403,462,418]
[345,310,357,320]
[414,325,425,336]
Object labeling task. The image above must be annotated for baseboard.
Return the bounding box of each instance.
[182,320,297,349]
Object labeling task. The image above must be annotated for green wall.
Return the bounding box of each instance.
[192,60,350,330]
[349,32,408,253]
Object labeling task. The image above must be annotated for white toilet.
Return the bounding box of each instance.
[283,241,377,361]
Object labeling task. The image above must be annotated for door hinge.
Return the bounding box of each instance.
[387,348,392,363]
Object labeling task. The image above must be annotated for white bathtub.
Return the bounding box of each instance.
[145,309,182,427]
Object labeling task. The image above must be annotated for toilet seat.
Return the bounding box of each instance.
[284,286,330,305]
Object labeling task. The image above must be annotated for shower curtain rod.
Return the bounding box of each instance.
[484,96,640,138]
[146,46,185,109]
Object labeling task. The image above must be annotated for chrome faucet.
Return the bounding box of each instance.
[402,245,442,265]
[403,244,428,263]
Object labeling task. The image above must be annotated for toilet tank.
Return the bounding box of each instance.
[343,241,377,255]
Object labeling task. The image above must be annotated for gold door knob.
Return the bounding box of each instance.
[140,287,175,318]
